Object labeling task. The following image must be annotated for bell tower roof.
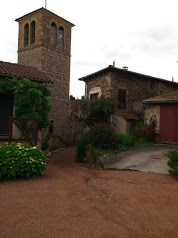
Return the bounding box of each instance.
[15,7,75,27]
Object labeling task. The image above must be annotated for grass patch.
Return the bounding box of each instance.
[168,149,178,177]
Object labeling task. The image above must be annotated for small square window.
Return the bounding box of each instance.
[90,93,99,100]
[150,81,155,90]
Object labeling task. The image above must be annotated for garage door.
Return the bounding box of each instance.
[0,94,13,135]
[160,104,178,143]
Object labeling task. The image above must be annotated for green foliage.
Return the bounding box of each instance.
[144,116,158,142]
[69,95,75,100]
[41,140,49,151]
[89,123,118,149]
[168,149,178,177]
[118,133,152,151]
[0,143,47,180]
[135,121,145,138]
[89,97,115,122]
[76,133,90,162]
[0,77,51,128]
[118,133,134,150]
[76,123,118,162]
[80,96,114,127]
[0,77,20,93]
[76,130,152,163]
[77,96,116,162]
[134,138,152,148]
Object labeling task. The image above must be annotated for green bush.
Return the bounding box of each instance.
[89,123,118,149]
[118,133,134,150]
[89,97,115,122]
[76,133,90,163]
[41,140,49,151]
[76,124,117,162]
[0,143,47,180]
[144,116,158,142]
[134,138,152,148]
[168,149,178,176]
[135,122,145,138]
[80,97,114,127]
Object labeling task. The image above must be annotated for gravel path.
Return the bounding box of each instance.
[0,147,178,238]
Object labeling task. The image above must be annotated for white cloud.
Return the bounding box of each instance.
[1,0,178,98]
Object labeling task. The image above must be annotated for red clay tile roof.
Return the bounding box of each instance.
[0,61,52,83]
[143,91,178,104]
[15,7,75,27]
[115,110,138,120]
[79,65,178,86]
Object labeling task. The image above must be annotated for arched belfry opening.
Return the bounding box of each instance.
[50,22,57,46]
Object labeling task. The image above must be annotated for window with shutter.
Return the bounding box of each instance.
[90,93,99,100]
[118,88,126,109]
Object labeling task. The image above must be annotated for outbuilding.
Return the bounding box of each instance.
[143,91,178,143]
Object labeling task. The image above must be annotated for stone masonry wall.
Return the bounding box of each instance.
[110,71,178,114]
[41,99,81,148]
[86,70,178,116]
[18,46,71,100]
[17,9,72,55]
[86,72,112,99]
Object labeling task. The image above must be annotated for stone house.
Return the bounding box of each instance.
[143,91,178,143]
[0,7,80,147]
[79,63,178,135]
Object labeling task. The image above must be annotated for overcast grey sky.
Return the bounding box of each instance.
[1,0,178,98]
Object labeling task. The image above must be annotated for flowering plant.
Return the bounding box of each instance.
[0,143,47,180]
[144,116,158,142]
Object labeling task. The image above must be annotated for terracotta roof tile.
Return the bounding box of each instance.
[79,65,178,86]
[115,110,138,120]
[0,61,52,83]
[143,91,178,104]
[15,8,75,27]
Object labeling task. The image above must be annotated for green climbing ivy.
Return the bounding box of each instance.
[0,77,51,128]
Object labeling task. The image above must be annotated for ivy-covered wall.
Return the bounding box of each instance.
[0,77,51,129]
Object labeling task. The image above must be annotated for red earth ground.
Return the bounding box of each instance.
[0,147,178,238]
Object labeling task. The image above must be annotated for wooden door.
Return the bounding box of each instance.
[160,104,178,143]
[0,94,13,135]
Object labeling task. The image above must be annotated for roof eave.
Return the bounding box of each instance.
[78,67,110,81]
[15,7,75,27]
[78,65,178,85]
[0,73,52,84]
[143,100,178,104]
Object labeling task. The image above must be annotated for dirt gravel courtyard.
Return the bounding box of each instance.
[0,147,178,238]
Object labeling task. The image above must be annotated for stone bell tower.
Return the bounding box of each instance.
[16,8,75,146]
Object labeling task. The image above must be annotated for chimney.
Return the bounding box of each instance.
[113,60,115,67]
[172,77,174,82]
[122,66,128,71]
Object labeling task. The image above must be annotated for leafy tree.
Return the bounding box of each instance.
[80,96,114,127]
[77,96,116,162]
[69,95,75,100]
